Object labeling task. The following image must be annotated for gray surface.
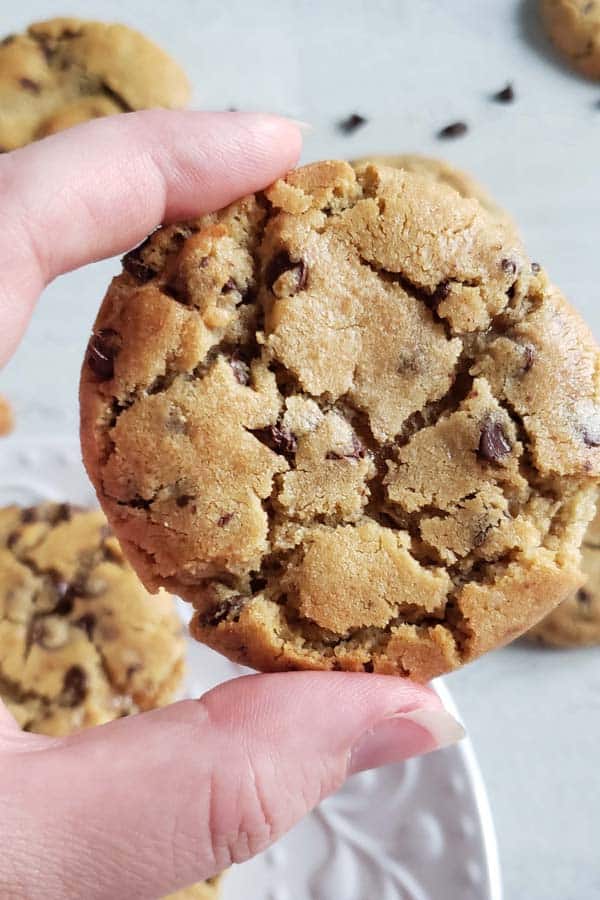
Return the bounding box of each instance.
[1,1,599,898]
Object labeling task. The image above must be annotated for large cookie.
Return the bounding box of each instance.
[527,501,600,646]
[351,153,514,229]
[0,502,185,735]
[540,0,600,79]
[80,160,600,682]
[0,17,190,151]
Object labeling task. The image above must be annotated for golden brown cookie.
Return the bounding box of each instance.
[0,17,190,151]
[527,500,600,646]
[540,0,600,79]
[0,393,14,436]
[0,502,185,735]
[80,160,600,683]
[351,153,513,229]
[164,876,223,900]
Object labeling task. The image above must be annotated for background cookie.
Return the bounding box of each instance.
[0,502,185,735]
[351,153,514,229]
[80,160,600,683]
[0,393,13,435]
[540,0,600,79]
[527,500,600,646]
[0,17,190,151]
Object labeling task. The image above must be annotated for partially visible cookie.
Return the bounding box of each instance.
[165,876,223,900]
[527,501,600,646]
[0,393,13,436]
[351,153,514,230]
[0,502,185,735]
[540,0,600,79]
[0,17,190,150]
[80,160,600,683]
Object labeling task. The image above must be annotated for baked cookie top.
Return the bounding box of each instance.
[0,502,185,735]
[540,0,600,79]
[351,153,513,229]
[527,499,600,646]
[80,160,600,682]
[0,17,190,150]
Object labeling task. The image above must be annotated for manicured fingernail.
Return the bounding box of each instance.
[348,708,465,775]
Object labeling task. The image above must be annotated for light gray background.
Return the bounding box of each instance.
[1,1,599,898]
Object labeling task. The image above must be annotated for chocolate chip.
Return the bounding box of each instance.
[55,503,73,523]
[74,613,96,639]
[266,251,308,294]
[577,588,592,605]
[53,593,74,617]
[437,121,468,139]
[250,575,267,593]
[429,280,451,310]
[217,513,234,527]
[61,666,88,707]
[251,424,298,457]
[583,426,600,448]
[493,83,515,103]
[478,419,512,463]
[176,494,193,508]
[222,278,237,293]
[19,77,40,93]
[501,258,517,276]
[326,433,366,461]
[201,594,248,627]
[122,240,156,282]
[522,345,535,372]
[21,507,38,524]
[230,355,250,385]
[86,329,121,381]
[338,113,367,134]
[531,262,541,274]
[363,661,374,673]
[6,531,18,549]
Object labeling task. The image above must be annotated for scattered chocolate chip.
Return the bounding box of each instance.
[121,240,156,282]
[363,661,374,673]
[338,113,367,134]
[522,344,536,372]
[251,424,298,457]
[266,251,308,294]
[577,588,592,605]
[531,262,541,274]
[201,594,248,627]
[230,354,250,385]
[86,329,121,381]
[492,83,515,103]
[217,513,234,527]
[19,77,40,93]
[176,494,193,509]
[74,613,96,640]
[583,426,600,448]
[437,121,468,139]
[478,419,512,463]
[61,666,88,707]
[501,258,517,276]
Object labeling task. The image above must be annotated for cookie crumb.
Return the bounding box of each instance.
[437,121,468,139]
[338,113,367,134]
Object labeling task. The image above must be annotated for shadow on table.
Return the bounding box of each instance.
[516,0,589,83]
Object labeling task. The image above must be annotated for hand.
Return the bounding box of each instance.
[0,111,464,899]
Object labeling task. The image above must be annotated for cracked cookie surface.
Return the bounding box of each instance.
[80,160,600,682]
[0,502,185,735]
[540,0,600,79]
[527,499,600,646]
[0,17,190,151]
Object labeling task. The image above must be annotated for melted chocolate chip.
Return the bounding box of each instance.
[363,661,374,673]
[493,83,515,103]
[86,329,121,381]
[266,251,308,294]
[250,575,267,593]
[437,121,468,139]
[222,278,237,293]
[74,613,97,639]
[201,594,248,627]
[53,593,74,617]
[61,666,88,707]
[501,258,517,276]
[121,240,156,282]
[251,424,298,457]
[217,513,234,527]
[19,77,40,93]
[176,494,193,508]
[478,419,512,463]
[577,588,592,605]
[338,113,368,134]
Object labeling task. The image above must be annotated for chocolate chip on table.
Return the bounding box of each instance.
[266,251,308,294]
[19,77,40,93]
[492,83,515,103]
[86,329,121,381]
[60,666,88,707]
[437,121,468,139]
[478,419,512,463]
[338,113,367,134]
[201,594,248,627]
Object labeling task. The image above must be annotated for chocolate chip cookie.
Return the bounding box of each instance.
[351,153,514,229]
[165,877,223,900]
[80,160,600,682]
[0,17,190,151]
[527,500,600,646]
[0,502,185,735]
[540,0,600,79]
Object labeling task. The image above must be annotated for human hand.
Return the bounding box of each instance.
[0,111,464,899]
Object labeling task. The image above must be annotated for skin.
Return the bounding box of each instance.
[0,111,463,899]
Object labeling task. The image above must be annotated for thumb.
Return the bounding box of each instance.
[1,673,464,899]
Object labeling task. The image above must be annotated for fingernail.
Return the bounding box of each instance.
[286,118,313,133]
[348,708,465,775]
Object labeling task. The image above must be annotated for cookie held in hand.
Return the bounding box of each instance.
[81,161,600,682]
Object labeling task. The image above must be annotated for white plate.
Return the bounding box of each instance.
[0,437,502,900]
